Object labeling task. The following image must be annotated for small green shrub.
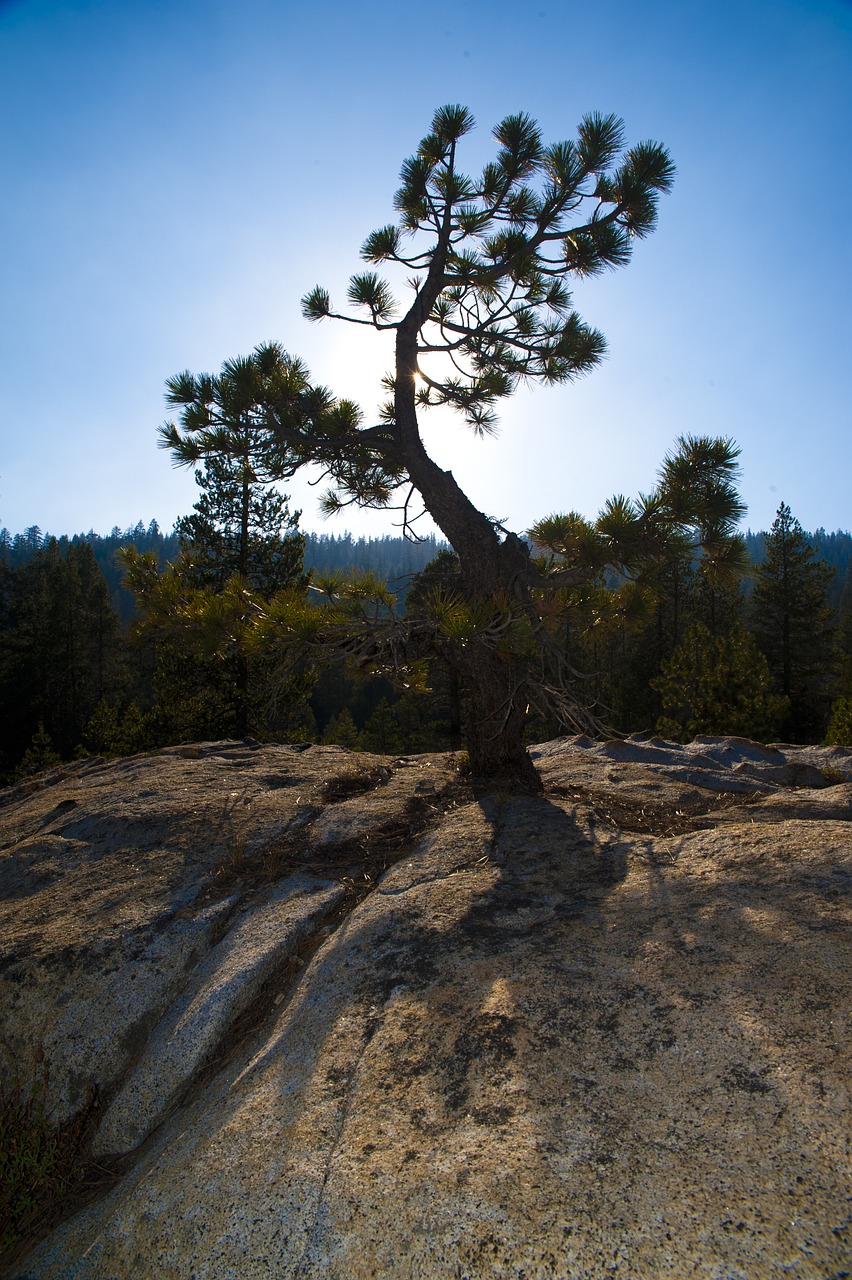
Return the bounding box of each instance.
[14,724,61,779]
[0,1054,96,1264]
[824,697,852,747]
[0,1070,62,1256]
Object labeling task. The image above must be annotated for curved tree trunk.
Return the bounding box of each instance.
[455,642,540,789]
[394,327,541,788]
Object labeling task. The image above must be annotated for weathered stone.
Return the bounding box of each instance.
[0,742,448,1126]
[92,876,345,1158]
[0,888,238,1124]
[3,737,850,1278]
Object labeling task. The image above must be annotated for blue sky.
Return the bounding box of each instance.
[1,0,850,541]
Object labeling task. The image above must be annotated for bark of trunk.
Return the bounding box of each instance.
[235,652,249,738]
[394,326,541,788]
[456,641,541,789]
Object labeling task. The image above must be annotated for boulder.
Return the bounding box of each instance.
[2,738,850,1278]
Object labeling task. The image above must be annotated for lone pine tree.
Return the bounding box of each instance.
[296,105,674,785]
[157,106,674,784]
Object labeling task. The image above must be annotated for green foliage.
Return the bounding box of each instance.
[80,700,154,757]
[299,104,672,509]
[321,707,361,749]
[120,549,317,744]
[752,503,835,741]
[0,1076,58,1256]
[835,567,852,697]
[0,1055,92,1263]
[175,456,305,598]
[14,723,61,778]
[113,703,151,754]
[526,436,751,734]
[530,434,748,609]
[121,355,318,742]
[2,501,848,774]
[824,697,852,746]
[653,623,788,743]
[80,698,120,754]
[160,346,308,598]
[0,541,123,777]
[360,697,404,755]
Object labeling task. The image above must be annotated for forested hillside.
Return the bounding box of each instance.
[0,526,449,623]
[744,528,852,611]
[4,524,849,613]
[1,508,850,784]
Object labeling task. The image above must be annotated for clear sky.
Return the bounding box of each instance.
[1,0,850,542]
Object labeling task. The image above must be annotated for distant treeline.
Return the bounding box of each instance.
[0,525,450,624]
[1,515,850,784]
[744,527,852,611]
[3,522,850,615]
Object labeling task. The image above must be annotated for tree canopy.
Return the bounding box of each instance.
[265,105,675,783]
[294,105,674,524]
[752,502,835,740]
[82,105,676,784]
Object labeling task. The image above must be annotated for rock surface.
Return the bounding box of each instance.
[2,736,850,1278]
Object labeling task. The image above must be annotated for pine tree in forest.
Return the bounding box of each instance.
[174,454,304,597]
[824,564,852,745]
[321,708,361,749]
[824,697,852,746]
[653,623,787,742]
[360,697,403,755]
[752,503,835,741]
[529,435,749,733]
[835,564,852,697]
[160,349,307,599]
[121,550,315,745]
[0,542,122,774]
[14,722,62,777]
[122,350,312,740]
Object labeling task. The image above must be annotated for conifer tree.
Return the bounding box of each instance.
[824,697,852,746]
[529,435,748,732]
[172,451,304,597]
[160,347,307,596]
[15,722,62,777]
[752,503,835,740]
[361,697,403,755]
[653,623,787,742]
[124,348,312,739]
[321,707,361,749]
[835,564,852,697]
[0,542,121,774]
[268,105,673,783]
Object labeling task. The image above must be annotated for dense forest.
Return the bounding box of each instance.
[1,496,850,786]
[3,522,848,620]
[0,525,448,625]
